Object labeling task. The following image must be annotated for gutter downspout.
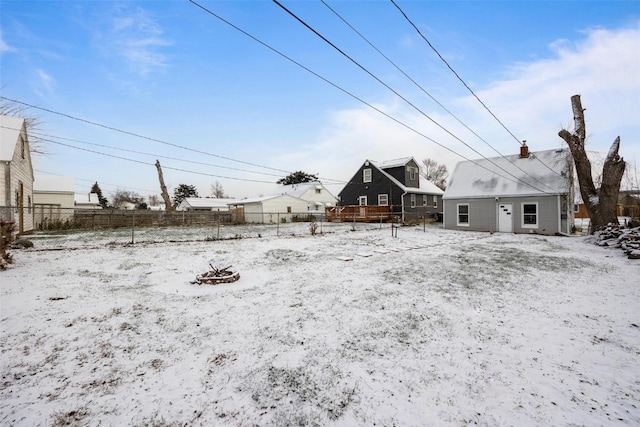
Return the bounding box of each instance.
[401,190,407,223]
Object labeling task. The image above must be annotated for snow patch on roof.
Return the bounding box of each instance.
[444,149,571,199]
[0,115,25,161]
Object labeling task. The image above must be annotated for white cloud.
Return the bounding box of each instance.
[0,36,15,54]
[296,22,640,190]
[97,7,172,77]
[33,69,56,99]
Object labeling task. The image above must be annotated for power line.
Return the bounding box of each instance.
[0,96,291,175]
[24,128,292,180]
[44,138,279,184]
[271,0,554,194]
[389,0,523,145]
[319,0,560,193]
[190,0,563,195]
[389,0,563,177]
[0,97,345,184]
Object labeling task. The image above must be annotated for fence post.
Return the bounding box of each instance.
[423,205,426,233]
[131,210,136,244]
[320,213,323,234]
[277,213,280,237]
[217,209,220,240]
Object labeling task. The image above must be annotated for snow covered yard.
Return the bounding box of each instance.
[1,226,639,426]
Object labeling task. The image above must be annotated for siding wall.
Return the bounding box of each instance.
[444,196,562,235]
[1,128,34,232]
[33,192,75,209]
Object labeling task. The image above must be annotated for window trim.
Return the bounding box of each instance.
[363,168,372,183]
[423,195,428,206]
[457,203,469,227]
[358,195,367,206]
[433,195,438,208]
[410,194,416,208]
[378,194,388,206]
[522,202,538,228]
[408,166,416,181]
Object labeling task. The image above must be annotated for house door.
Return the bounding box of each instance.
[358,196,367,217]
[498,203,512,232]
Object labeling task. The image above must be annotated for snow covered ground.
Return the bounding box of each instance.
[1,224,639,426]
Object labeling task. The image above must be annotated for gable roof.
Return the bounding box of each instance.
[377,157,416,169]
[0,115,26,161]
[230,194,307,205]
[34,175,75,193]
[369,159,444,196]
[443,148,572,199]
[269,181,322,198]
[180,198,238,209]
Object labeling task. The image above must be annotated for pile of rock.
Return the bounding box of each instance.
[596,225,640,259]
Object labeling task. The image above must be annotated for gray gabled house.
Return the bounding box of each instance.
[443,147,574,235]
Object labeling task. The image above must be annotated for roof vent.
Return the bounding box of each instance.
[520,142,529,158]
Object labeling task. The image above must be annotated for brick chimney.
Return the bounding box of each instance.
[520,142,529,158]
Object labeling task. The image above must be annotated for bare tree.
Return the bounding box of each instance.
[111,189,143,209]
[558,94,625,233]
[0,95,46,154]
[421,158,449,190]
[155,160,174,211]
[211,181,225,198]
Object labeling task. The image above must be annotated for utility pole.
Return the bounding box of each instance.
[155,160,174,212]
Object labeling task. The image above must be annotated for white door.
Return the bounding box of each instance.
[498,203,513,232]
[358,196,367,217]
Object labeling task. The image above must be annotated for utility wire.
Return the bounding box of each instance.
[34,168,159,194]
[319,0,560,193]
[389,0,522,145]
[272,0,554,194]
[44,139,279,184]
[190,0,563,194]
[389,0,563,177]
[0,96,291,175]
[21,127,297,180]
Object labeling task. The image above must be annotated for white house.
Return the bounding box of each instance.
[443,147,574,235]
[177,197,237,211]
[74,193,102,210]
[269,181,337,212]
[33,175,75,208]
[0,115,34,234]
[229,194,311,223]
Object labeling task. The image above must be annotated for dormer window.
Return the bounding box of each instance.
[363,168,372,183]
[409,167,416,181]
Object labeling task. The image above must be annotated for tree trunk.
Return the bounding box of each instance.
[155,160,174,212]
[558,95,625,233]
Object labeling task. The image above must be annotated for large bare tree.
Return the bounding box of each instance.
[420,158,449,190]
[558,94,625,233]
[0,96,46,154]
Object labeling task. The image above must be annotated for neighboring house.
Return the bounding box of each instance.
[269,181,337,212]
[443,147,574,235]
[33,175,75,208]
[75,193,102,210]
[0,115,34,234]
[118,201,138,210]
[33,175,75,229]
[177,197,237,211]
[229,194,311,223]
[575,189,640,220]
[338,157,444,222]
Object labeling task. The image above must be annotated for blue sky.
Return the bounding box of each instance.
[1,0,639,200]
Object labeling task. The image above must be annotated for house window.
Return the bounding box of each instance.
[574,204,579,212]
[433,195,437,208]
[457,204,469,226]
[359,196,367,206]
[287,206,292,213]
[378,194,388,206]
[423,195,427,206]
[408,167,416,181]
[363,168,372,183]
[410,194,416,208]
[315,188,321,194]
[522,202,538,227]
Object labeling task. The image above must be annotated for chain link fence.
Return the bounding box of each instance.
[2,206,402,250]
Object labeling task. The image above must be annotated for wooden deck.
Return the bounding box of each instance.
[325,206,396,222]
